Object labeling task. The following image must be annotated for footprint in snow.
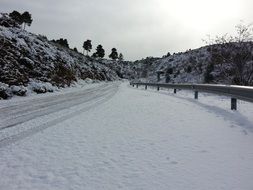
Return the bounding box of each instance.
[199,150,208,153]
[170,161,178,165]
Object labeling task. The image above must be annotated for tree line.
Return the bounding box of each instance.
[8,10,124,61]
[82,39,124,61]
[9,9,220,64]
[51,38,124,61]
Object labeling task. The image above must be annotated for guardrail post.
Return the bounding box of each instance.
[174,89,177,94]
[231,98,237,110]
[157,86,160,91]
[145,85,147,90]
[194,91,198,99]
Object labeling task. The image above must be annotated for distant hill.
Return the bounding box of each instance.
[131,42,253,86]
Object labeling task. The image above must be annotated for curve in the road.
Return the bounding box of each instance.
[0,82,119,148]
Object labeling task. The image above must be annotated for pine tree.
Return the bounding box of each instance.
[51,38,69,48]
[9,10,22,25]
[95,45,105,58]
[21,11,32,30]
[118,53,124,61]
[83,40,92,55]
[73,47,78,52]
[9,11,33,29]
[109,48,118,60]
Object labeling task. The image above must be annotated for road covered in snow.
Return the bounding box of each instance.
[0,82,253,190]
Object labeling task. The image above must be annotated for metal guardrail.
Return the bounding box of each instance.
[130,82,253,110]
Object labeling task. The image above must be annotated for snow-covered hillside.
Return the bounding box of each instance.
[134,48,211,83]
[0,13,123,99]
[132,43,253,85]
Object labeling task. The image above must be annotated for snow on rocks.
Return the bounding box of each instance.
[0,82,11,99]
[28,80,55,94]
[10,85,27,96]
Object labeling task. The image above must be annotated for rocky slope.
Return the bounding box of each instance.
[0,13,123,99]
[131,48,212,83]
[132,42,253,86]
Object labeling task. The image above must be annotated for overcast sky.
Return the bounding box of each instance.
[1,0,253,60]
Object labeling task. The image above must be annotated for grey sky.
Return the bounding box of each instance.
[1,0,253,60]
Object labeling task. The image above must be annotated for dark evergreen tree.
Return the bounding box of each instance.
[9,10,22,25]
[51,38,69,48]
[95,45,105,58]
[166,67,173,74]
[166,52,171,57]
[63,39,69,48]
[73,47,78,52]
[91,52,98,58]
[9,11,33,29]
[109,48,118,60]
[21,11,32,29]
[186,65,192,73]
[118,53,124,61]
[83,40,92,55]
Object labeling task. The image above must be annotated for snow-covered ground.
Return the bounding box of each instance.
[0,82,253,190]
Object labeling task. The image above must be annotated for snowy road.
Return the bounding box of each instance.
[0,82,119,148]
[0,82,253,190]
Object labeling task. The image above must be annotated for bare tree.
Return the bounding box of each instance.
[205,22,253,85]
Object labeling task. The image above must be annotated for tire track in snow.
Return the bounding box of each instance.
[0,83,111,117]
[0,83,115,129]
[0,82,119,148]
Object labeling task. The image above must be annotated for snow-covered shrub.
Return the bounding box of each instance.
[204,63,214,83]
[50,62,76,87]
[186,65,192,73]
[10,85,27,96]
[0,82,11,99]
[29,81,55,94]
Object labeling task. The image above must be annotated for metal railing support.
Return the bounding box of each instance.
[231,98,237,110]
[195,91,198,99]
